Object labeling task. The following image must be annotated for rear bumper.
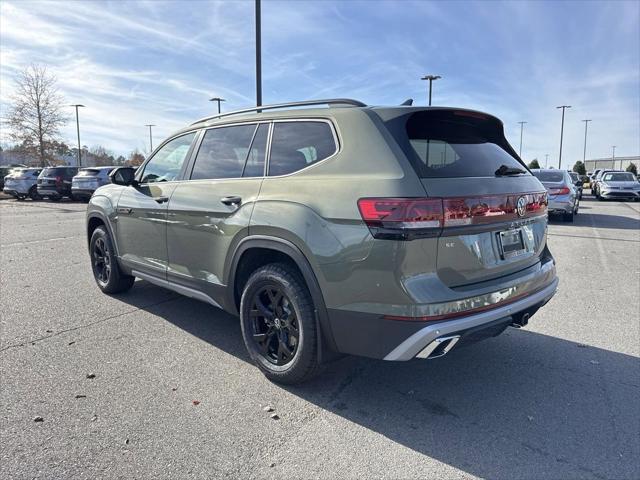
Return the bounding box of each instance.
[383,278,557,360]
[71,188,95,196]
[3,182,32,195]
[327,256,558,360]
[548,196,573,214]
[37,186,64,196]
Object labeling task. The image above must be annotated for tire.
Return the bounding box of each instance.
[563,211,574,222]
[89,226,135,294]
[28,186,40,201]
[239,263,319,384]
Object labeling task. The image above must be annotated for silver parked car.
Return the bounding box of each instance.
[71,166,118,201]
[597,171,640,201]
[2,168,43,200]
[531,169,579,222]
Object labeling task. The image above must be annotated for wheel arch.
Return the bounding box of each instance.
[227,235,339,361]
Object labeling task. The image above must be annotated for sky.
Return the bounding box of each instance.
[0,0,638,168]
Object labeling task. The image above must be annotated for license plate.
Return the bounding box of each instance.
[499,228,525,259]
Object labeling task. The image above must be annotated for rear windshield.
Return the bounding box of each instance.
[533,171,564,182]
[77,169,101,177]
[42,167,77,177]
[603,172,635,182]
[397,110,526,178]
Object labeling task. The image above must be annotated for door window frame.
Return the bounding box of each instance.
[184,120,272,181]
[135,130,201,185]
[266,118,340,178]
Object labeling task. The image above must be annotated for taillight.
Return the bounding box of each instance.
[358,193,547,240]
[548,187,570,195]
[357,198,443,239]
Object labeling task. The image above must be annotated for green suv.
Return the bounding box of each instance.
[86,99,558,384]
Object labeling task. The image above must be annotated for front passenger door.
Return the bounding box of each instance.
[166,123,269,305]
[116,132,197,278]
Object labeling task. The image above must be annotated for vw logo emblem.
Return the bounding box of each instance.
[516,197,527,217]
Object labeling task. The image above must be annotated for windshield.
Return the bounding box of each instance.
[603,172,636,182]
[533,170,564,182]
[569,172,579,181]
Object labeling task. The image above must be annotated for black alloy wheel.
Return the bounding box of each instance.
[249,285,300,366]
[92,236,111,286]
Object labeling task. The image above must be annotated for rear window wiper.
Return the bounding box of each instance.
[495,164,526,176]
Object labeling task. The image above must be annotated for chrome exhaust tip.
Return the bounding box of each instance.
[416,335,461,359]
[510,312,530,328]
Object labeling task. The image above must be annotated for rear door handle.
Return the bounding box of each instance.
[221,195,242,206]
[153,196,169,204]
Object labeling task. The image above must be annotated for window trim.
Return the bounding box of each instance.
[186,120,271,181]
[266,118,340,178]
[135,130,200,185]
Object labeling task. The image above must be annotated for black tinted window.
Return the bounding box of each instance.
[268,121,336,176]
[533,170,564,182]
[191,124,257,180]
[401,111,526,178]
[243,123,268,177]
[141,132,195,183]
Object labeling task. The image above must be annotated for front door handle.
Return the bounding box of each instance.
[221,195,242,206]
[153,196,169,204]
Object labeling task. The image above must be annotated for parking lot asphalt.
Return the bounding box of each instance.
[1,194,639,479]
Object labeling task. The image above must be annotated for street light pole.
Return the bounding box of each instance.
[209,97,225,114]
[556,105,571,169]
[517,121,527,158]
[545,154,549,168]
[70,104,85,167]
[145,124,156,153]
[255,0,262,109]
[611,145,616,169]
[581,119,592,164]
[421,75,441,106]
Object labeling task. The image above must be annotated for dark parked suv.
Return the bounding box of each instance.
[86,99,558,383]
[37,166,79,200]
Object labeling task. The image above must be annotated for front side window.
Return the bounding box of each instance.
[268,121,337,176]
[140,132,196,183]
[191,124,259,180]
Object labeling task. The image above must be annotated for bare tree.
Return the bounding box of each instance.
[5,65,67,167]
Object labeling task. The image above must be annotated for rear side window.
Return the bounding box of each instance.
[191,124,259,180]
[400,111,526,178]
[268,121,337,176]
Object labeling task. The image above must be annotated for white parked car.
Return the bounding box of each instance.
[2,168,43,200]
[597,171,640,201]
[71,166,118,201]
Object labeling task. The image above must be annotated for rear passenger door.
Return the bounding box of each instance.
[166,122,269,305]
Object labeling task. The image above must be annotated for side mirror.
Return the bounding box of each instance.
[110,167,137,186]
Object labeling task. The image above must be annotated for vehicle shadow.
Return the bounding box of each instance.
[549,212,640,230]
[122,281,640,479]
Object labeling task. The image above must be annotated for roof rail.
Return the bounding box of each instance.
[191,98,366,125]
